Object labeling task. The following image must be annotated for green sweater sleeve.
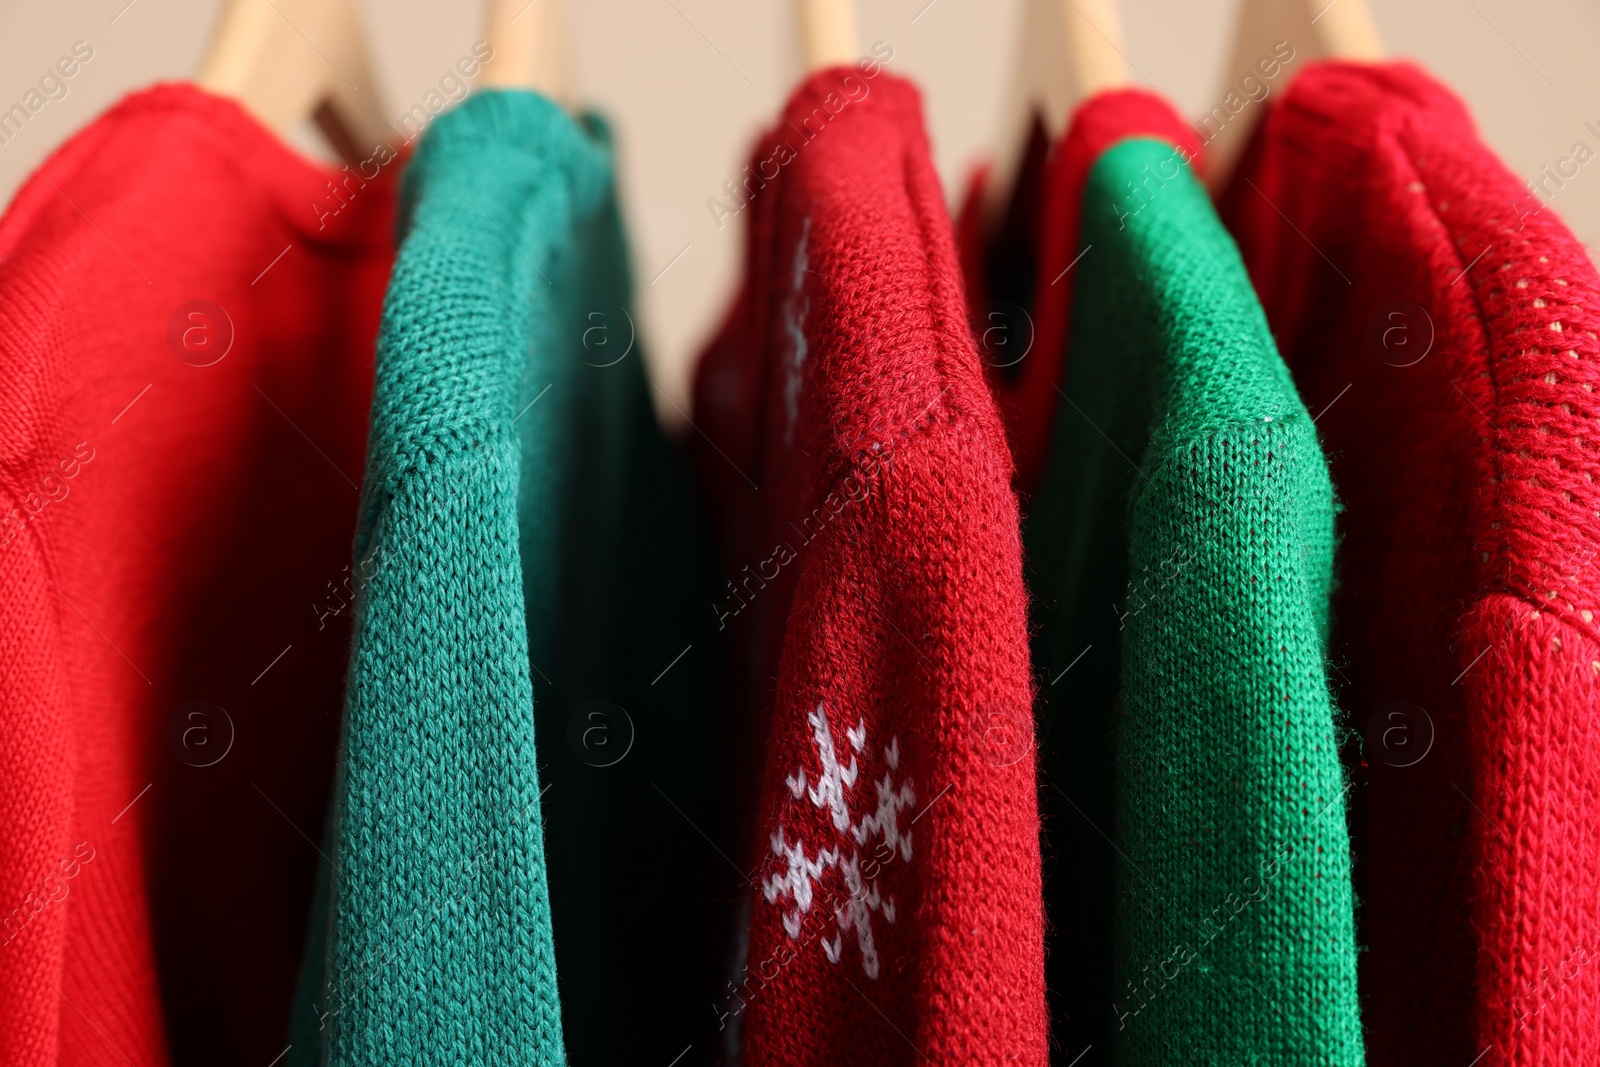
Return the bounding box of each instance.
[1031,137,1363,1065]
[289,87,725,1067]
[287,90,609,1066]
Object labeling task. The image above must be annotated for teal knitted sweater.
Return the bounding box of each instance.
[1029,136,1364,1063]
[287,91,722,1065]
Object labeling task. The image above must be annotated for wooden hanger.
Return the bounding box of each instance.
[985,0,1130,222]
[1205,0,1382,189]
[197,0,392,164]
[798,0,859,72]
[483,0,574,103]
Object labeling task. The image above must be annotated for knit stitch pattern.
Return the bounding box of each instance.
[285,90,677,1065]
[957,91,1200,496]
[959,92,1365,1064]
[0,84,394,1066]
[1015,108,1362,1063]
[691,68,1047,1066]
[1075,139,1363,1067]
[1221,61,1600,1067]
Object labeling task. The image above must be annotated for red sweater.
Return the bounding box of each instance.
[1221,61,1600,1067]
[956,90,1204,495]
[0,84,393,1065]
[692,68,1047,1066]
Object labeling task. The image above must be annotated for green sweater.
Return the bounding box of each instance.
[1030,138,1363,1064]
[288,91,722,1065]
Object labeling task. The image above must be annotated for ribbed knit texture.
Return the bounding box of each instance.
[288,89,721,1065]
[963,89,1364,1065]
[691,68,1047,1066]
[0,84,394,1065]
[1221,61,1600,1067]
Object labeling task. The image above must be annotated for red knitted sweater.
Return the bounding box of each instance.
[0,85,393,1065]
[1221,61,1600,1067]
[692,68,1047,1066]
[956,90,1204,495]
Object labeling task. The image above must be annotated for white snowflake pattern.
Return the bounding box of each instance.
[761,703,915,979]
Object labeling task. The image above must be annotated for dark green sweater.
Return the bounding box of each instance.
[1031,137,1364,1064]
[288,90,721,1066]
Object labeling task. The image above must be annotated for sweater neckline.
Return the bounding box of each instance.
[1,81,398,255]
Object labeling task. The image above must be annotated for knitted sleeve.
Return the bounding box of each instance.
[1117,414,1360,1064]
[288,90,605,1065]
[1039,135,1363,1065]
[693,69,1048,1067]
[744,413,1046,1067]
[1460,597,1600,1051]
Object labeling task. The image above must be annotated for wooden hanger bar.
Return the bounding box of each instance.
[1058,0,1131,102]
[197,0,391,164]
[1313,0,1384,58]
[798,0,859,72]
[985,0,1130,223]
[1206,0,1381,189]
[483,0,573,102]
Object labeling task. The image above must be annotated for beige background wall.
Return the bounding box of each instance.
[2,0,1596,426]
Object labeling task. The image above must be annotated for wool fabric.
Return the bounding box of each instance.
[958,91,1198,494]
[961,89,1365,1065]
[691,67,1047,1066]
[0,84,394,1065]
[287,89,724,1065]
[1220,61,1600,1067]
